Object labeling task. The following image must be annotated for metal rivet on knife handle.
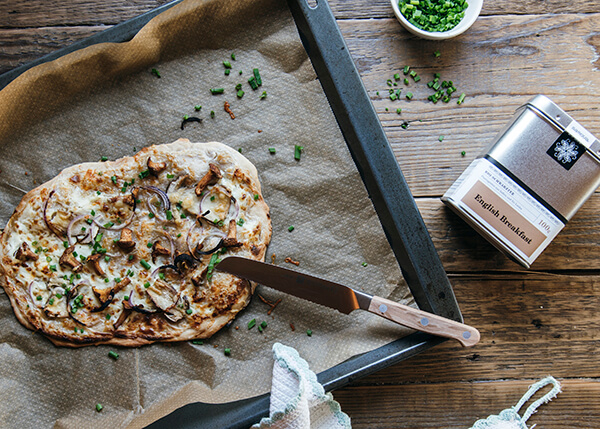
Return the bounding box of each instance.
[368,296,480,347]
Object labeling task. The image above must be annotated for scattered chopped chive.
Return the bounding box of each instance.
[151,68,161,78]
[158,272,165,280]
[457,93,466,104]
[258,326,263,333]
[253,68,262,86]
[461,150,466,156]
[166,210,173,220]
[254,194,259,201]
[307,329,313,336]
[223,60,232,69]
[235,83,243,90]
[403,65,410,75]
[362,262,368,267]
[393,73,401,80]
[96,191,101,195]
[239,70,243,75]
[224,348,231,356]
[148,213,155,219]
[260,90,267,99]
[210,110,215,118]
[96,404,103,412]
[46,256,52,262]
[396,108,402,114]
[237,218,245,226]
[105,313,111,320]
[56,293,63,299]
[147,242,153,248]
[128,254,134,261]
[180,213,187,219]
[288,226,295,232]
[49,265,57,272]
[104,255,110,262]
[237,89,245,98]
[260,321,267,329]
[434,50,441,57]
[140,259,151,270]
[36,295,42,301]
[294,145,303,161]
[139,169,150,179]
[439,135,444,142]
[104,222,114,228]
[409,70,417,78]
[194,105,202,111]
[144,281,150,288]
[210,88,225,95]
[238,148,242,153]
[248,319,256,329]
[231,53,236,60]
[177,233,182,238]
[389,93,397,101]
[127,269,134,277]
[414,75,421,82]
[123,295,129,301]
[386,79,393,87]
[224,69,230,75]
[248,76,258,90]
[192,340,204,345]
[183,114,189,120]
[108,351,119,360]
[268,147,276,154]
[406,92,413,100]
[385,108,389,112]
[186,308,193,315]
[101,156,108,162]
[210,195,216,202]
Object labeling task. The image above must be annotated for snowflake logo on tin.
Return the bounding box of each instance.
[553,139,578,163]
[547,131,583,171]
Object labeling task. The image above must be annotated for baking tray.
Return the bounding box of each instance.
[0,0,462,427]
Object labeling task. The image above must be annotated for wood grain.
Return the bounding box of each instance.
[1,1,600,428]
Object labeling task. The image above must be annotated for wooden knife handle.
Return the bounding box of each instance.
[369,296,480,347]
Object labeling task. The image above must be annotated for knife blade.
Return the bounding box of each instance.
[216,256,480,347]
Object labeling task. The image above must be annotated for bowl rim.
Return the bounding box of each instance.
[390,0,483,40]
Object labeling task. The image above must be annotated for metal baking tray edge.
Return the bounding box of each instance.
[0,0,462,427]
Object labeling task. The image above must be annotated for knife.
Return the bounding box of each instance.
[216,256,480,347]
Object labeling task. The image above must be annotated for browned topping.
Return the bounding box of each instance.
[114,277,131,294]
[70,175,80,183]
[191,267,209,288]
[92,285,113,304]
[147,158,167,176]
[258,130,262,133]
[258,294,282,315]
[181,174,195,187]
[195,164,222,196]
[15,242,38,262]
[271,254,276,264]
[235,326,239,330]
[152,242,171,262]
[223,219,242,248]
[224,101,235,119]
[290,323,295,331]
[123,188,140,206]
[86,253,106,276]
[251,245,261,256]
[284,257,300,266]
[59,245,83,272]
[116,228,136,252]
[113,309,131,329]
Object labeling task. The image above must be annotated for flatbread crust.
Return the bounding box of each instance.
[0,139,271,347]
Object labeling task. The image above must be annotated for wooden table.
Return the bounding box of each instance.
[2,0,599,427]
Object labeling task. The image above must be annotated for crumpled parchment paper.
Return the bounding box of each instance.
[0,0,413,427]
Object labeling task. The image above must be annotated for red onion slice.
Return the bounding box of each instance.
[199,185,234,223]
[141,186,171,210]
[66,214,89,246]
[186,220,226,257]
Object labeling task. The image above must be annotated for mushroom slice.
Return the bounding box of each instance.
[86,253,105,276]
[223,219,242,248]
[146,279,179,312]
[15,242,38,262]
[91,278,130,312]
[165,295,190,323]
[195,163,222,196]
[117,228,136,252]
[147,158,167,176]
[59,246,83,273]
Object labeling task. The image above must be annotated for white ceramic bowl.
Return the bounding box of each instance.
[390,0,483,40]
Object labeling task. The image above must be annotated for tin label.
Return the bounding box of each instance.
[566,120,596,149]
[443,158,565,265]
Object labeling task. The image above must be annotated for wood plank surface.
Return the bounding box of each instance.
[1,0,599,428]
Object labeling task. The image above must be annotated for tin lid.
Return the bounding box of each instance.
[526,95,600,159]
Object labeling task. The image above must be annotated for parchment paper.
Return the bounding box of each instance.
[0,0,414,427]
